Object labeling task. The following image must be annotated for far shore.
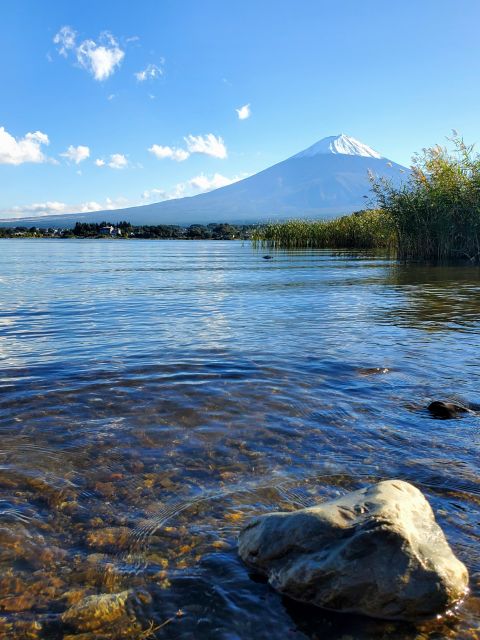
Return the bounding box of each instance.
[0,221,256,241]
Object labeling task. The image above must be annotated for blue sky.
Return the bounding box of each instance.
[1,0,479,218]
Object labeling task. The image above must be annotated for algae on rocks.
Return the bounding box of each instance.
[238,480,469,621]
[61,590,135,632]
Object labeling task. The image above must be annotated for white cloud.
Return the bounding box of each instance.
[148,134,228,162]
[95,154,127,169]
[236,104,251,120]
[9,201,69,216]
[184,133,227,159]
[148,144,190,162]
[135,62,164,82]
[77,32,125,81]
[82,196,129,211]
[189,173,238,191]
[141,187,166,200]
[2,196,131,219]
[53,26,76,56]
[142,183,186,201]
[2,170,246,220]
[0,126,50,165]
[60,144,90,164]
[54,27,125,81]
[108,153,128,169]
[142,172,245,203]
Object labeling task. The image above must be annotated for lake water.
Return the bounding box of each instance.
[0,239,478,639]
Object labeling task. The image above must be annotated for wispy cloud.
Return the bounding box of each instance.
[141,187,166,200]
[3,170,247,220]
[148,134,227,162]
[184,134,227,159]
[148,144,190,162]
[8,201,68,216]
[189,173,239,191]
[109,153,128,169]
[60,144,90,164]
[135,62,164,82]
[53,26,76,57]
[0,126,50,165]
[53,26,125,81]
[76,32,125,81]
[94,153,128,169]
[142,172,245,202]
[3,196,130,219]
[236,104,251,120]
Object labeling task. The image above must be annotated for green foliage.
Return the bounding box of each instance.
[186,224,211,239]
[0,222,255,240]
[252,210,395,250]
[371,135,480,261]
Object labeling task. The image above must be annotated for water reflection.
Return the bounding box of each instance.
[383,263,480,331]
[0,241,478,638]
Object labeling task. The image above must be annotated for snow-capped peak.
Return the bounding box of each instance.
[295,134,383,159]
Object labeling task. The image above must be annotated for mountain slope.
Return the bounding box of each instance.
[1,135,409,227]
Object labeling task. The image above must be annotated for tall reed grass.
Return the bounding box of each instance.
[371,135,480,261]
[252,210,395,250]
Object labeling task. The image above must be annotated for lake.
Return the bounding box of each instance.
[0,239,478,639]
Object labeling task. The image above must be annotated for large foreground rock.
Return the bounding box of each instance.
[238,480,468,620]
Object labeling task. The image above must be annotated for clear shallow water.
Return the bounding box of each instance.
[0,239,479,639]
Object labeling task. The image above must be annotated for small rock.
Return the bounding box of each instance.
[61,590,130,632]
[238,480,469,621]
[94,481,116,499]
[262,255,273,260]
[61,588,92,606]
[0,526,66,569]
[86,527,131,551]
[0,619,42,639]
[428,401,470,419]
[357,367,390,376]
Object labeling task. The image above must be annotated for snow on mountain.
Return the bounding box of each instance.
[295,134,383,159]
[0,135,409,227]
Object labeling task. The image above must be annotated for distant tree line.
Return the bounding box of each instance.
[0,222,257,240]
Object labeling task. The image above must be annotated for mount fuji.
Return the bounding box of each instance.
[3,135,409,227]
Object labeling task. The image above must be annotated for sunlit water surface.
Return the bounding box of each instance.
[0,239,478,639]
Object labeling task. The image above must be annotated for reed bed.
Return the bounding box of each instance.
[252,210,395,250]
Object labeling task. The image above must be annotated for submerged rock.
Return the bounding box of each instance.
[61,590,131,631]
[86,526,131,552]
[428,401,470,419]
[357,367,390,376]
[238,480,468,621]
